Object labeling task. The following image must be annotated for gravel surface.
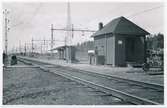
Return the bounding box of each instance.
[20,56,164,85]
[49,67,164,104]
[3,62,130,105]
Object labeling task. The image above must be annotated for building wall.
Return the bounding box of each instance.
[71,46,76,60]
[106,34,115,65]
[75,50,89,63]
[94,34,115,65]
[63,49,66,59]
[94,36,106,56]
[66,46,76,62]
[58,49,66,60]
[94,34,145,66]
[115,35,126,66]
[58,50,63,59]
[94,36,106,65]
[115,35,145,66]
[125,36,145,63]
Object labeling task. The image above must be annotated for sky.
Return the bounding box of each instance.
[2,1,164,53]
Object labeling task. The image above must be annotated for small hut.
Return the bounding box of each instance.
[54,45,76,62]
[92,16,150,67]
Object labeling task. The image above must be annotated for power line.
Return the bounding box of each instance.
[11,3,42,28]
[127,5,163,18]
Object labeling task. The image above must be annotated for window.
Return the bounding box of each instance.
[118,40,123,45]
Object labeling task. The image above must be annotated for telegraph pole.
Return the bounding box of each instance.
[41,42,43,55]
[51,24,54,57]
[24,43,27,56]
[3,9,10,55]
[43,38,45,53]
[19,40,21,54]
[31,38,34,56]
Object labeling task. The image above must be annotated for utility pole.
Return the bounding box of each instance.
[43,38,46,53]
[46,41,48,54]
[72,24,74,39]
[19,40,21,54]
[40,42,43,55]
[31,38,34,56]
[32,38,62,54]
[51,24,54,57]
[12,46,15,54]
[24,43,27,56]
[15,47,17,54]
[3,9,10,55]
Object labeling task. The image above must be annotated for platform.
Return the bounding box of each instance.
[19,56,164,86]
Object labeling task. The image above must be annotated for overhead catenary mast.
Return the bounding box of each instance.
[19,40,21,53]
[66,1,72,46]
[3,9,10,55]
[50,2,96,62]
[51,24,54,57]
[65,1,72,62]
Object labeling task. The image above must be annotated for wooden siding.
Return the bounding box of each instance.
[94,36,106,56]
[115,35,145,66]
[94,34,115,65]
[125,36,144,63]
[115,35,126,66]
[94,34,145,66]
[106,35,115,65]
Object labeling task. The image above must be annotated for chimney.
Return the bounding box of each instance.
[98,22,103,30]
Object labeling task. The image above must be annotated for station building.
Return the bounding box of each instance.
[91,16,150,67]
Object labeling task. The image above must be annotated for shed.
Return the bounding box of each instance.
[54,45,76,62]
[54,46,66,60]
[92,16,150,67]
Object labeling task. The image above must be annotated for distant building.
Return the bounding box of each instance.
[91,16,150,67]
[54,46,66,60]
[52,45,76,62]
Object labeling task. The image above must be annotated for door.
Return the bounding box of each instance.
[106,36,115,65]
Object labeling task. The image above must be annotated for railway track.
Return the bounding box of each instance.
[4,60,132,105]
[18,57,164,105]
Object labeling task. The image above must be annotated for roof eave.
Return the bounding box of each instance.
[91,32,114,38]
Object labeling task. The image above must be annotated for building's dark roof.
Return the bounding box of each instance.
[92,16,150,37]
[50,45,75,51]
[50,45,67,51]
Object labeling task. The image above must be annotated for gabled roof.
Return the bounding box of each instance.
[92,16,150,37]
